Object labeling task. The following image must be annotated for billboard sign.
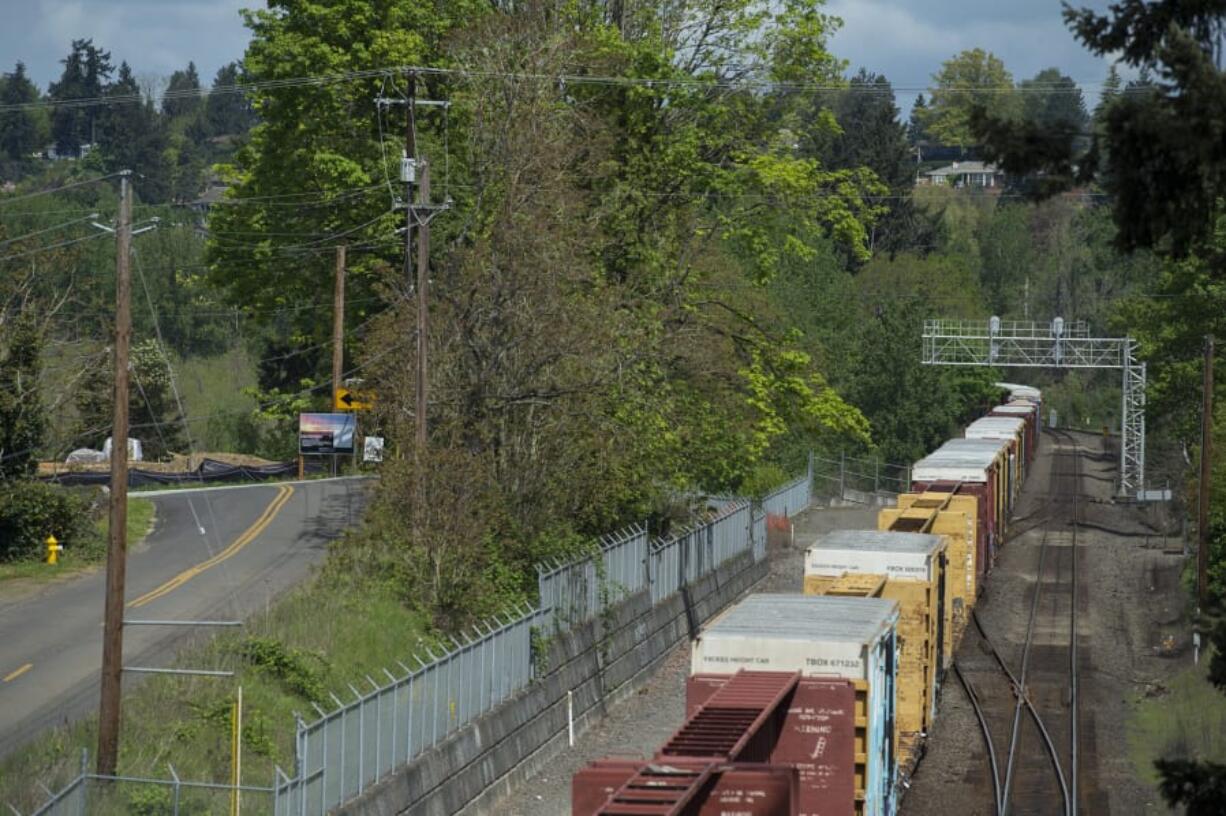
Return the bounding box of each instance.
[299,413,356,455]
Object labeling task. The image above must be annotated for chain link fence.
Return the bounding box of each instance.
[19,465,813,816]
[811,453,910,501]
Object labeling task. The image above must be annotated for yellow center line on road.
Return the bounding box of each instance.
[127,485,295,610]
[3,663,32,683]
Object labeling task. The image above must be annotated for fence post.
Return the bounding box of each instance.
[839,452,846,499]
[874,458,879,493]
[168,763,180,816]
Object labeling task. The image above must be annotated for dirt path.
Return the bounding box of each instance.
[492,505,880,816]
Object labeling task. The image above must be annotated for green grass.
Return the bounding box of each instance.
[0,575,430,814]
[1128,651,1226,786]
[0,498,155,584]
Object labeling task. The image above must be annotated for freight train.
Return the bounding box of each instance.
[571,385,1043,816]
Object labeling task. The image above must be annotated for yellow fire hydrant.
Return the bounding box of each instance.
[46,535,62,565]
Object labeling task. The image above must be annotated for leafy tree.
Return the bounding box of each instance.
[975,1,1226,256]
[0,62,46,163]
[163,61,202,119]
[0,311,46,478]
[203,62,255,138]
[48,39,113,157]
[76,339,186,460]
[923,48,1019,151]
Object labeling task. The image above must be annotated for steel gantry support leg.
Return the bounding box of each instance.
[1119,345,1147,496]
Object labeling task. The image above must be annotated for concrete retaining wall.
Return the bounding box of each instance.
[340,552,768,816]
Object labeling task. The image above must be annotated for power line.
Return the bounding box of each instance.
[0,63,1125,115]
[0,213,99,247]
[0,173,124,206]
[0,230,110,264]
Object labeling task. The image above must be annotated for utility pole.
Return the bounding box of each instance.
[332,245,346,403]
[1198,334,1214,608]
[403,73,417,293]
[416,159,430,450]
[98,172,132,777]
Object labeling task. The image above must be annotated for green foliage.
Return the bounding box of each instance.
[0,62,47,170]
[0,311,46,477]
[75,339,186,459]
[48,39,112,159]
[0,481,100,563]
[1154,758,1226,815]
[923,48,1019,149]
[237,636,326,704]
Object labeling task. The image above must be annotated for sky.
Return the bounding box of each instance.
[0,0,1123,113]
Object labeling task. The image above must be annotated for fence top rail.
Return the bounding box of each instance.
[536,522,648,577]
[761,473,808,501]
[300,604,543,728]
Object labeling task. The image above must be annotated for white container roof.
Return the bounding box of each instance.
[701,593,898,644]
[966,417,1025,439]
[808,529,944,554]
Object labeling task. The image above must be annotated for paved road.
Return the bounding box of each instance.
[0,477,370,759]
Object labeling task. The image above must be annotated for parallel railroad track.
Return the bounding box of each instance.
[953,428,1082,816]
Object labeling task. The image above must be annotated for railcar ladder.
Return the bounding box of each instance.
[594,670,800,815]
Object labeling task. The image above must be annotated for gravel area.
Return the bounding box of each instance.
[902,431,1188,816]
[493,505,880,815]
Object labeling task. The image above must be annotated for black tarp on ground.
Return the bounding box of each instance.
[42,458,324,488]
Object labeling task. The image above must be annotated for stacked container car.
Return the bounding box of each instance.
[800,531,949,777]
[571,387,1042,816]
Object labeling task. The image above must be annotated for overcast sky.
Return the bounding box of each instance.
[1,0,1121,114]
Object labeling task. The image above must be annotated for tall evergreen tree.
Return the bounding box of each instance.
[203,62,255,137]
[97,62,171,201]
[1020,67,1088,143]
[908,93,930,147]
[0,62,44,163]
[163,61,202,119]
[47,39,113,157]
[824,70,920,253]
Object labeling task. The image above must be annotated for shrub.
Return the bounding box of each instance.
[0,480,101,562]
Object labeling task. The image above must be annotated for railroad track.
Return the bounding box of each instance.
[953,428,1082,816]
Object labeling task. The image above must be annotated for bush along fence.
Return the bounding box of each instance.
[16,468,813,816]
[811,452,911,502]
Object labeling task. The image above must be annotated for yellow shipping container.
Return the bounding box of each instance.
[880,492,978,656]
[803,568,939,777]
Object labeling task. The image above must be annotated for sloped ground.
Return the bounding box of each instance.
[492,505,879,816]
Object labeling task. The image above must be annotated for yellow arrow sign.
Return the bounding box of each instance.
[334,387,374,412]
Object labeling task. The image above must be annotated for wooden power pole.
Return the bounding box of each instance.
[98,172,133,776]
[415,159,430,450]
[403,73,416,293]
[1199,334,1215,608]
[332,244,346,402]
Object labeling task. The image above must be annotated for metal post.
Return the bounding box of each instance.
[168,764,180,816]
[98,172,133,777]
[839,452,846,499]
[332,245,346,408]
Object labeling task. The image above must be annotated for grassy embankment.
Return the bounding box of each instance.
[0,497,155,583]
[0,568,432,814]
[1128,649,1226,786]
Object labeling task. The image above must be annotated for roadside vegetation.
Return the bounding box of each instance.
[4,0,1225,811]
[0,571,430,813]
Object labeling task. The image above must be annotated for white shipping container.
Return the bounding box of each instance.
[691,594,897,680]
[966,417,1025,439]
[804,530,942,581]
